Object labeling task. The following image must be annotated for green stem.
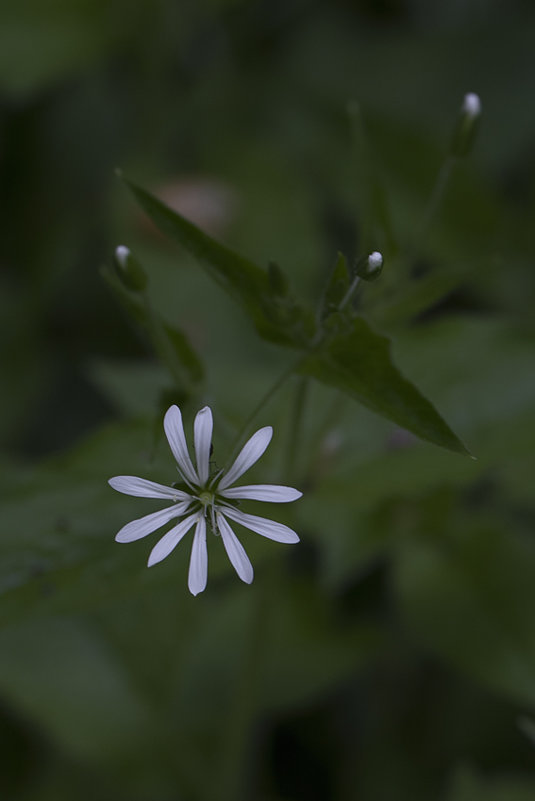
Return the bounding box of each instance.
[284,376,309,481]
[414,154,457,255]
[338,274,361,312]
[215,587,266,801]
[226,354,305,465]
[142,293,192,393]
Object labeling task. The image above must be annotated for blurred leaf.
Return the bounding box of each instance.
[259,577,380,712]
[101,263,204,388]
[0,616,153,760]
[0,0,118,96]
[87,359,169,417]
[301,316,469,454]
[395,526,535,709]
[124,178,314,347]
[445,765,535,801]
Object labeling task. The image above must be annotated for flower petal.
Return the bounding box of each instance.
[220,484,302,503]
[218,426,273,490]
[188,516,207,596]
[115,501,191,543]
[109,475,191,501]
[217,512,253,584]
[194,406,213,485]
[147,513,198,567]
[164,405,199,486]
[221,506,299,544]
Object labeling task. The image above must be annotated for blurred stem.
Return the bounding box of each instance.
[413,154,457,256]
[216,587,266,801]
[338,274,361,312]
[142,293,192,393]
[227,355,304,465]
[284,376,309,481]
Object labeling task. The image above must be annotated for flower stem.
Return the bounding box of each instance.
[413,154,457,256]
[284,375,309,481]
[227,354,304,465]
[337,274,361,312]
[215,587,266,801]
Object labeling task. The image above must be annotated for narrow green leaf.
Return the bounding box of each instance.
[301,316,469,454]
[123,178,313,347]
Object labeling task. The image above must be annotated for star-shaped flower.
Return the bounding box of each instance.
[109,405,302,595]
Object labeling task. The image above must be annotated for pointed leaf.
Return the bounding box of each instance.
[123,178,313,347]
[300,316,469,454]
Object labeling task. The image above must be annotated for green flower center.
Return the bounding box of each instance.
[198,490,215,507]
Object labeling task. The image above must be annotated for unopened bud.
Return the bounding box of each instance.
[114,245,147,291]
[462,92,481,118]
[356,250,384,281]
[451,92,482,157]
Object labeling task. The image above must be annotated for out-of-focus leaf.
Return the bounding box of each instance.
[124,178,314,347]
[259,578,381,712]
[0,617,153,759]
[0,0,118,96]
[101,263,204,387]
[301,316,469,454]
[445,765,535,801]
[395,526,535,709]
[87,359,169,417]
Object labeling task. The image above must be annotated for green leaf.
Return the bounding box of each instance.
[395,527,535,709]
[123,178,314,347]
[0,617,154,759]
[445,765,535,801]
[319,251,350,319]
[0,1,117,97]
[301,316,469,454]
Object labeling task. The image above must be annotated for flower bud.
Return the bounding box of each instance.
[451,92,482,158]
[356,250,384,282]
[114,245,147,291]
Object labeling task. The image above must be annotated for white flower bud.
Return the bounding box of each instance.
[462,92,482,119]
[367,251,383,272]
[451,92,482,157]
[114,245,147,291]
[355,250,384,282]
[115,245,130,267]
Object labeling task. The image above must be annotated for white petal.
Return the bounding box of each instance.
[220,484,302,503]
[218,426,273,490]
[147,513,198,567]
[222,506,299,544]
[194,406,213,485]
[188,516,207,596]
[163,405,199,486]
[115,501,191,543]
[217,512,253,584]
[109,475,191,501]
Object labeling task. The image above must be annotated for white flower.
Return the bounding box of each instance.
[109,405,302,595]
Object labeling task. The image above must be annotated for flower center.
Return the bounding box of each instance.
[198,490,215,508]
